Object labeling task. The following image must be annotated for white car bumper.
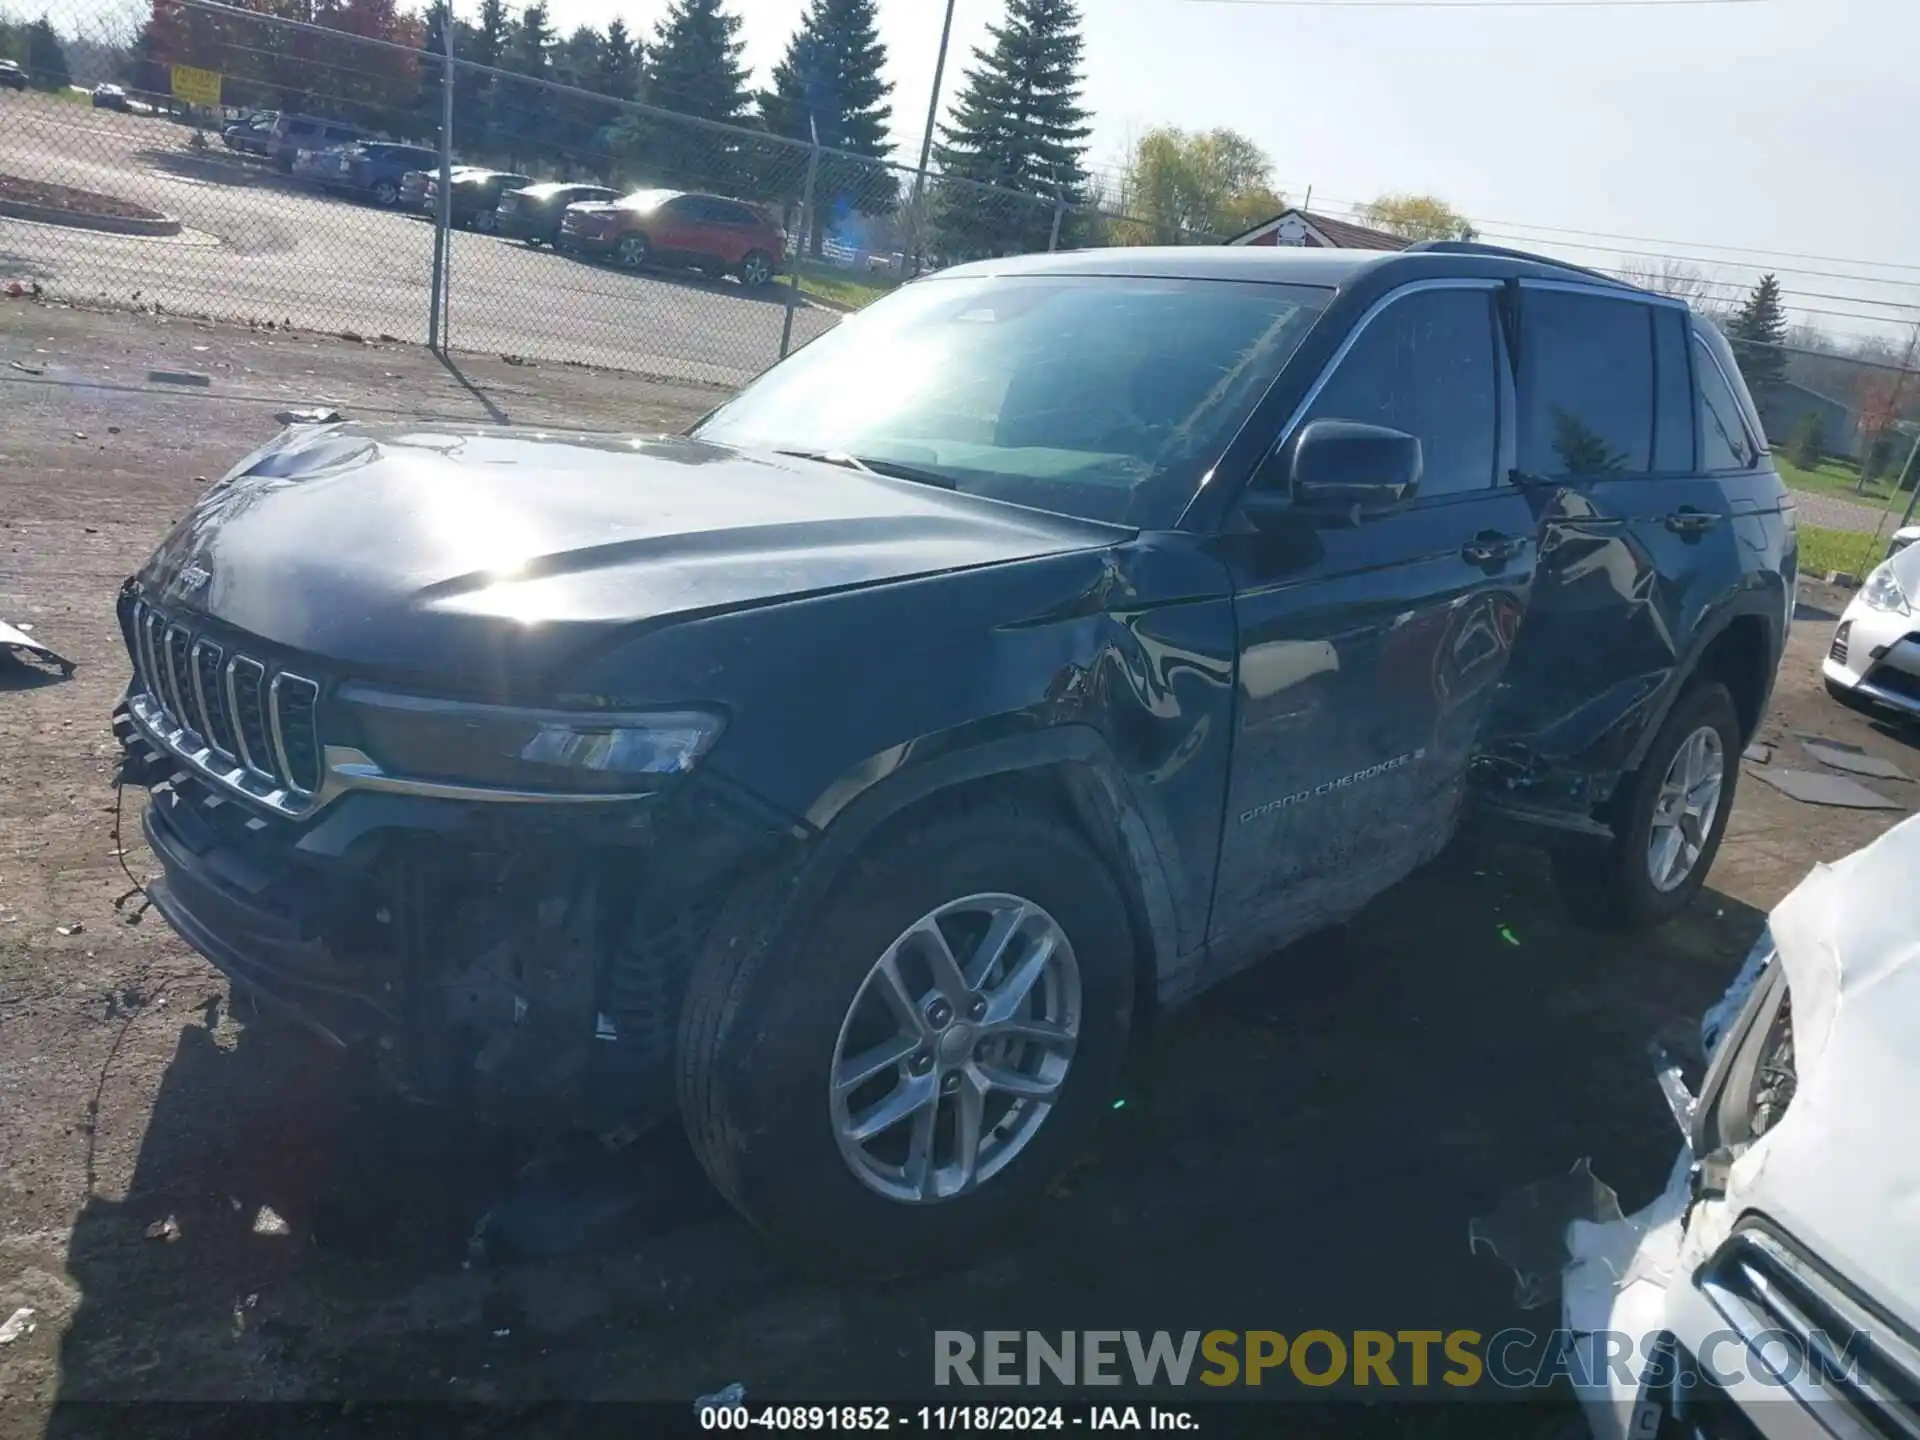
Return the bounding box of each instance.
[1822,590,1920,717]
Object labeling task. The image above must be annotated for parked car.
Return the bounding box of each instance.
[265,114,366,171]
[558,188,785,287]
[1565,812,1920,1440]
[221,110,278,155]
[289,145,346,182]
[322,141,438,206]
[112,242,1794,1266]
[1822,538,1919,721]
[400,164,484,211]
[425,168,534,230]
[497,181,617,246]
[1890,523,1920,558]
[91,83,128,111]
[0,60,27,92]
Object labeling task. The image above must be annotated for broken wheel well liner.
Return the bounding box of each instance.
[715,727,1186,1027]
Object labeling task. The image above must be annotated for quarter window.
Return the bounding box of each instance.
[1518,289,1656,477]
[1695,339,1759,472]
[1297,287,1500,498]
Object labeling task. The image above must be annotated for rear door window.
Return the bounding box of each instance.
[1517,287,1657,477]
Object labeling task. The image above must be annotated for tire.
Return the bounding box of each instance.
[1552,680,1742,932]
[677,797,1134,1274]
[474,208,497,233]
[738,249,775,288]
[372,179,398,206]
[616,233,649,270]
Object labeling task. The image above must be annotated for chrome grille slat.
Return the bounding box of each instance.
[190,640,233,756]
[121,599,322,817]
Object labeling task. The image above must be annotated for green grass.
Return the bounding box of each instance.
[1772,452,1897,505]
[792,259,898,311]
[1799,523,1895,579]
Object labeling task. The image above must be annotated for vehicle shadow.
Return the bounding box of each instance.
[134,148,339,205]
[42,837,1770,1420]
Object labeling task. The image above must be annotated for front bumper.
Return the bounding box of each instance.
[117,695,795,1128]
[559,228,620,255]
[1821,599,1920,717]
[497,209,557,241]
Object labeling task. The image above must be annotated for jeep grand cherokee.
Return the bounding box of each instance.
[114,242,1794,1266]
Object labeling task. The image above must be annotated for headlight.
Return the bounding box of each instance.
[339,685,723,794]
[1861,561,1911,615]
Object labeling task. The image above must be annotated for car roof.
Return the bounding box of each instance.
[929,243,1647,295]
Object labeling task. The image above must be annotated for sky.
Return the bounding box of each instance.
[427,0,1915,343]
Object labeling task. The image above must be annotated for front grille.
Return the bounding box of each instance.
[1830,621,1851,665]
[126,597,323,814]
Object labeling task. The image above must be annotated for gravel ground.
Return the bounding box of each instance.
[2,304,1916,1436]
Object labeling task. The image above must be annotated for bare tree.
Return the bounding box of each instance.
[1618,257,1722,314]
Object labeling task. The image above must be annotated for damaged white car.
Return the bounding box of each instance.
[1564,812,1920,1440]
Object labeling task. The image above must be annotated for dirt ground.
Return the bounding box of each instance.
[2,301,1916,1436]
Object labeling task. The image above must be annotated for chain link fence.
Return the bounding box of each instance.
[1,0,1162,389]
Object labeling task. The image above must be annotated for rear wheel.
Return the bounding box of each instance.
[474,208,497,233]
[1553,680,1741,931]
[738,250,775,288]
[678,798,1133,1273]
[617,233,649,270]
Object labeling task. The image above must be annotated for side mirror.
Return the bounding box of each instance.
[1288,419,1423,518]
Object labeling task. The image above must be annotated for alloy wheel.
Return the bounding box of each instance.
[742,253,772,287]
[1647,725,1725,892]
[828,893,1081,1204]
[618,235,647,269]
[475,209,496,233]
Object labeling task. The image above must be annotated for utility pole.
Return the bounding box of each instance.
[908,0,957,274]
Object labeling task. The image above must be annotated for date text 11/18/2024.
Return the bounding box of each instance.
[699,1404,1199,1431]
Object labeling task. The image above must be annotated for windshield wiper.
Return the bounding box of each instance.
[774,449,958,491]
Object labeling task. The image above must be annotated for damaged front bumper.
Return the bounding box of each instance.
[115,697,797,1130]
[1562,814,1920,1440]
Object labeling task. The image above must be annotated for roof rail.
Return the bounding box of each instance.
[1401,240,1640,292]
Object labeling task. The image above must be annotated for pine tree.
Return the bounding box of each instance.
[931,0,1091,260]
[26,15,72,92]
[552,25,605,176]
[595,17,641,100]
[457,0,510,157]
[758,0,893,252]
[412,2,454,145]
[494,2,555,161]
[1727,274,1788,389]
[618,0,752,193]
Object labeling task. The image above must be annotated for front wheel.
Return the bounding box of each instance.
[738,249,775,288]
[678,798,1134,1273]
[616,233,649,270]
[473,208,497,233]
[1553,680,1741,932]
[372,179,398,206]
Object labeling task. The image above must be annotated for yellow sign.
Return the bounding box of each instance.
[169,65,222,108]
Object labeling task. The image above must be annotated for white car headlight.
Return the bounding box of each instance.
[1861,561,1911,615]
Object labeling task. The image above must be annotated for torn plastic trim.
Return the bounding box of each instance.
[0,619,75,676]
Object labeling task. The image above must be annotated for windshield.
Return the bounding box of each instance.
[692,274,1330,527]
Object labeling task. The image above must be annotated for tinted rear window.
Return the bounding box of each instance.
[1518,288,1656,477]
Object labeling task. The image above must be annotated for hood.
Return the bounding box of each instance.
[136,424,1128,691]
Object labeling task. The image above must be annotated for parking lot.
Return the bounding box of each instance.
[0,90,838,387]
[2,303,1916,1433]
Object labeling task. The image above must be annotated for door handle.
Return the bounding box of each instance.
[1665,508,1721,536]
[1461,532,1525,567]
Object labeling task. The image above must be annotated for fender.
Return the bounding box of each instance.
[1620,584,1784,779]
[782,726,1185,1005]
